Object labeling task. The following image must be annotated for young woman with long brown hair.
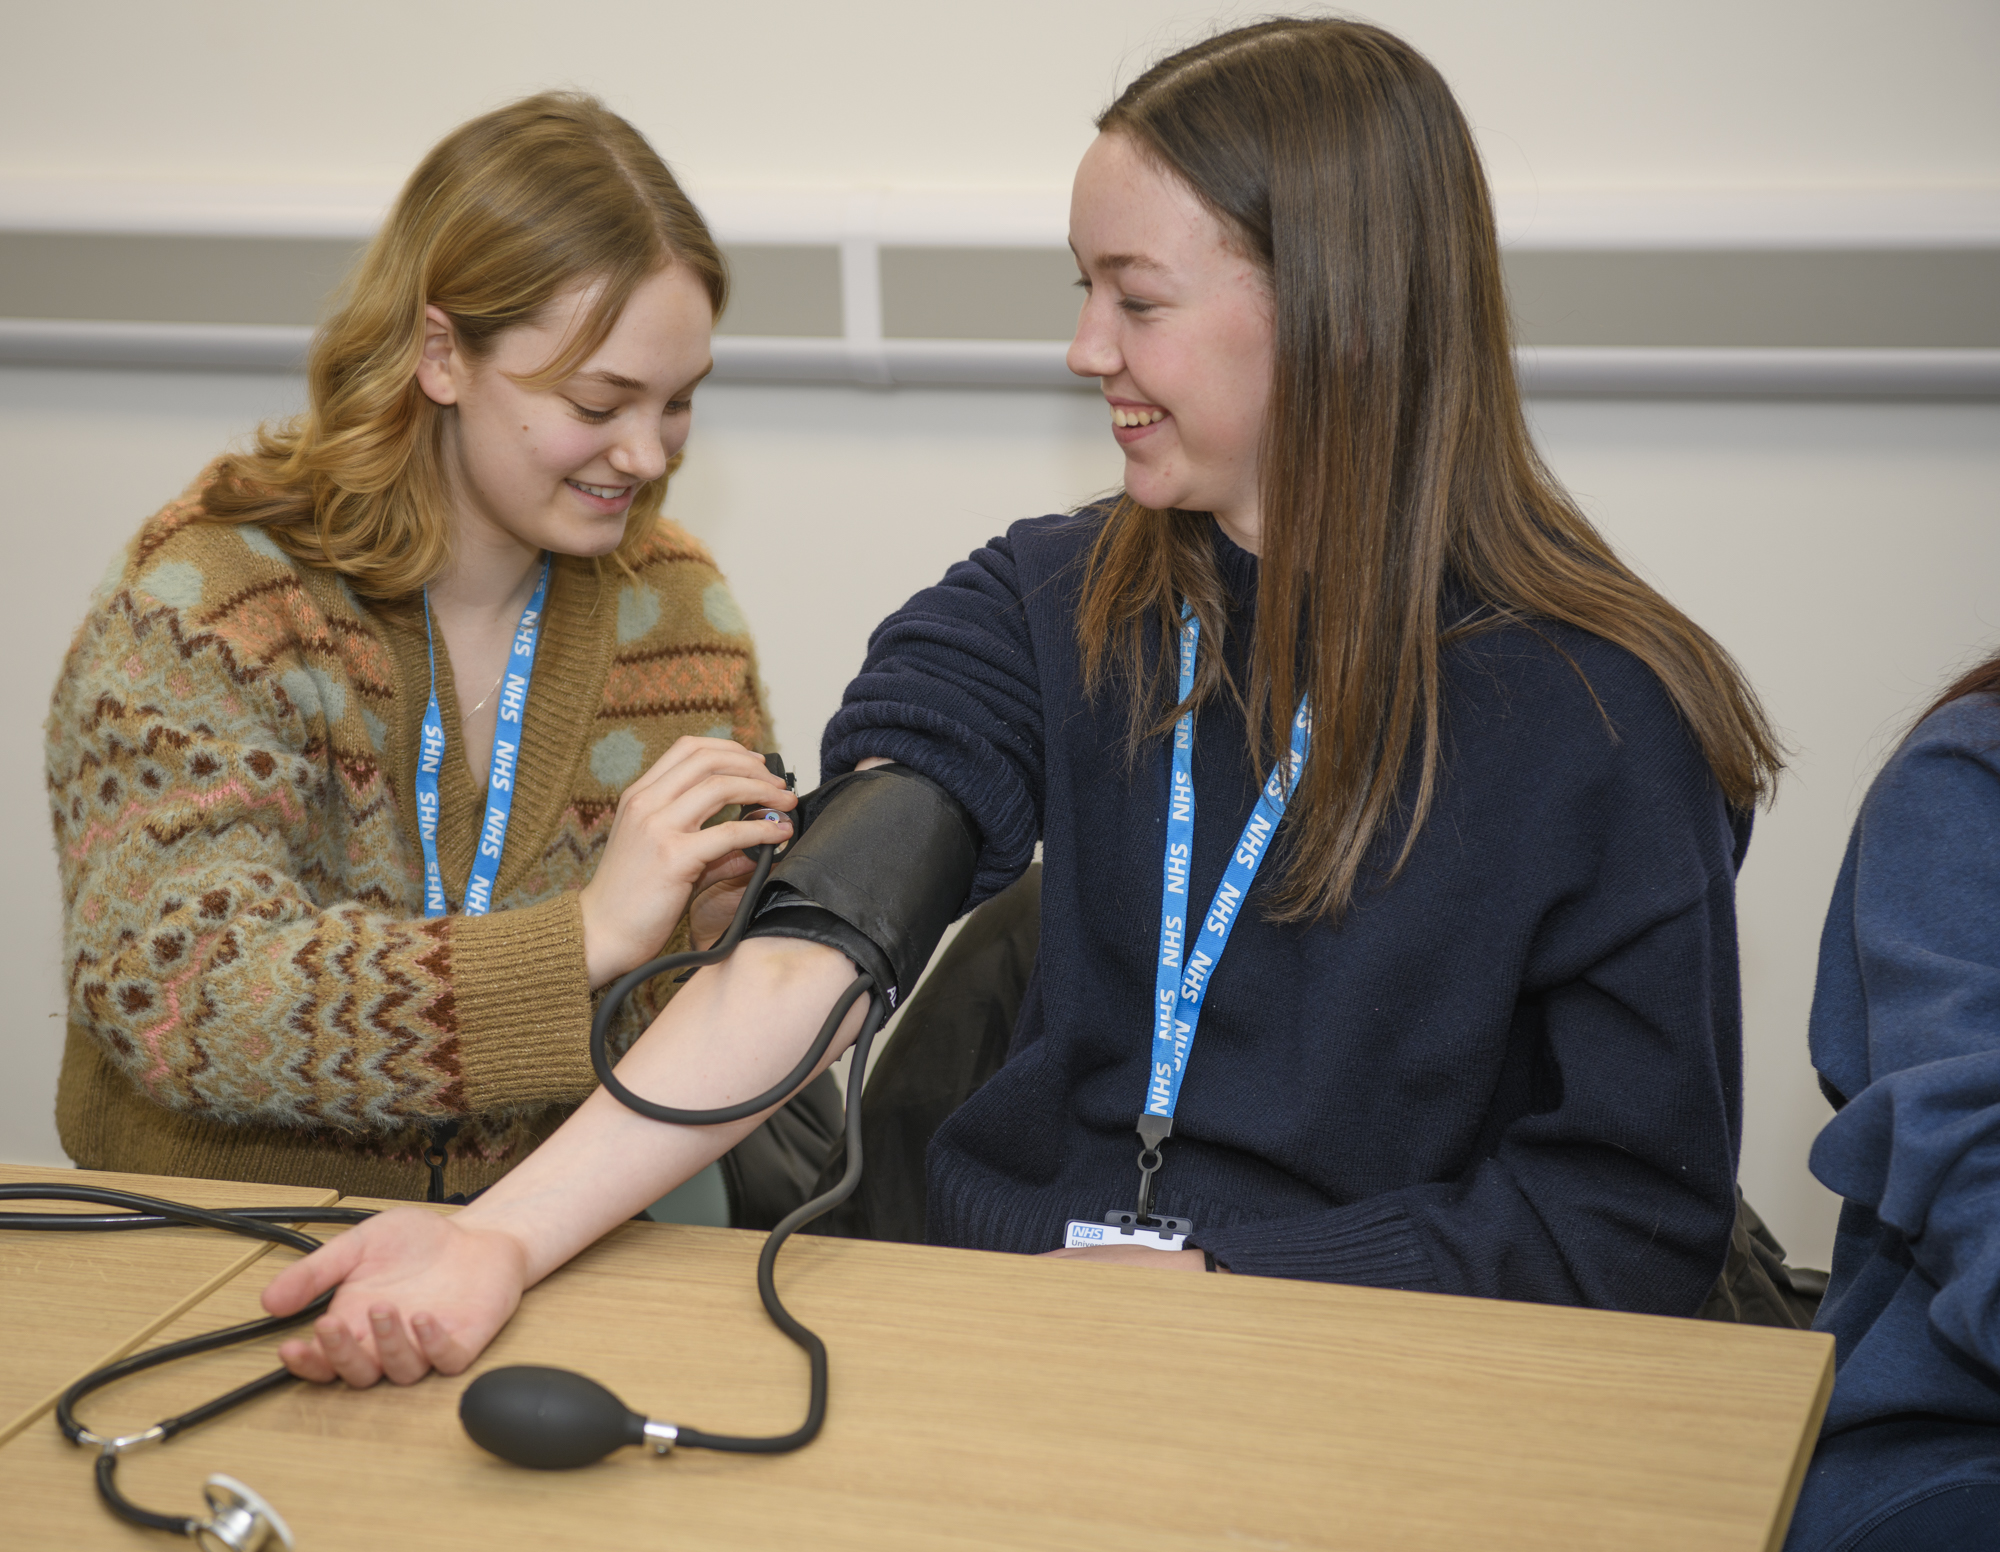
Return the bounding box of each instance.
[262,19,1782,1388]
[47,92,829,1213]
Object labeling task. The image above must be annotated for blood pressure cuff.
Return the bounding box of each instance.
[743,766,979,1009]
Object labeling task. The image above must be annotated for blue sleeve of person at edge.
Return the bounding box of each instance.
[1809,695,2000,1376]
[822,530,1046,908]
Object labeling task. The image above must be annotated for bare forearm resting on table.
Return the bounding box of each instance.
[454,936,867,1285]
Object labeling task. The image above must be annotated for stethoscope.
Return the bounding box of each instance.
[3,764,890,1547]
[0,1187,377,1550]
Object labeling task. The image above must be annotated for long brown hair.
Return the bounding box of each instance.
[1920,651,2000,725]
[1077,19,1782,921]
[201,92,727,599]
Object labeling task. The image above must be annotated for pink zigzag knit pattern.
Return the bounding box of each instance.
[65,780,308,862]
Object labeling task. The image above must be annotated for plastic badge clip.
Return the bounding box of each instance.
[1107,1210,1193,1241]
[1133,1115,1172,1221]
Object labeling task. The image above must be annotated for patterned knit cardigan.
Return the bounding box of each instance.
[48,474,771,1200]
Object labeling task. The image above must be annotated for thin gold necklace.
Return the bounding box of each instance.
[448,565,538,717]
[464,666,508,716]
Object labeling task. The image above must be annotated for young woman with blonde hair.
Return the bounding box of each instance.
[263,19,1783,1388]
[48,92,826,1211]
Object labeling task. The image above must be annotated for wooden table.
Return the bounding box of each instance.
[3,1183,1833,1551]
[0,1164,336,1447]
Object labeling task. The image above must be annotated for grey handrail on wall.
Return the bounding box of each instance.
[2,182,1996,397]
[2,318,1995,399]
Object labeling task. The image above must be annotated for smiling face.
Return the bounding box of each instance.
[417,263,714,569]
[1067,132,1276,551]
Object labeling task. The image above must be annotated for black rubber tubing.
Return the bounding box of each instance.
[0,1183,377,1535]
[589,838,866,1124]
[8,823,886,1473]
[585,832,890,1452]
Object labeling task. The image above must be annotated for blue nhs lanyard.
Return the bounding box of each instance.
[417,555,552,918]
[1143,606,1312,1146]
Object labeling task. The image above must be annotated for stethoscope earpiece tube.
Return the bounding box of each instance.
[0,1183,376,1548]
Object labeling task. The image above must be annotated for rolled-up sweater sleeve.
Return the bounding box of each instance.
[1808,707,2000,1371]
[822,534,1044,907]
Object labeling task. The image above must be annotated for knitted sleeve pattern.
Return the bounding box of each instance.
[48,484,770,1140]
[50,492,480,1133]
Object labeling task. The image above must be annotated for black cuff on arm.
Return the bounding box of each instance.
[743,766,980,1009]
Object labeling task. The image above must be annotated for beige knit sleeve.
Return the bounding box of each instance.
[47,534,593,1134]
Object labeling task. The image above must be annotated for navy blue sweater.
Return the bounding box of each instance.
[1784,695,2000,1549]
[824,511,1743,1311]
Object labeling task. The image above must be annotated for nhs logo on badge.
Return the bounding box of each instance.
[1063,1215,1192,1253]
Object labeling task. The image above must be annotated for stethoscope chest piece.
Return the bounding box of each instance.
[191,1475,293,1552]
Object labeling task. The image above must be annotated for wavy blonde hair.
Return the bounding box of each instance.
[201,92,727,598]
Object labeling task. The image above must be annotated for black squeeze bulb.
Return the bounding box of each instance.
[459,1366,649,1469]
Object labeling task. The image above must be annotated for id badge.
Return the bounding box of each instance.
[1062,1211,1193,1253]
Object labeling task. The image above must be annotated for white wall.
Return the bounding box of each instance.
[4,0,1998,1271]
[661,385,1125,780]
[3,1,1995,193]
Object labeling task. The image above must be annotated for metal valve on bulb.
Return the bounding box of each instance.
[459,1367,679,1470]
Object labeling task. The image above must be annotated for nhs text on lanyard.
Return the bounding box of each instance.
[1063,604,1310,1254]
[417,556,552,919]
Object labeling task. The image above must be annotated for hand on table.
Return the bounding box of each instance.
[261,1206,530,1386]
